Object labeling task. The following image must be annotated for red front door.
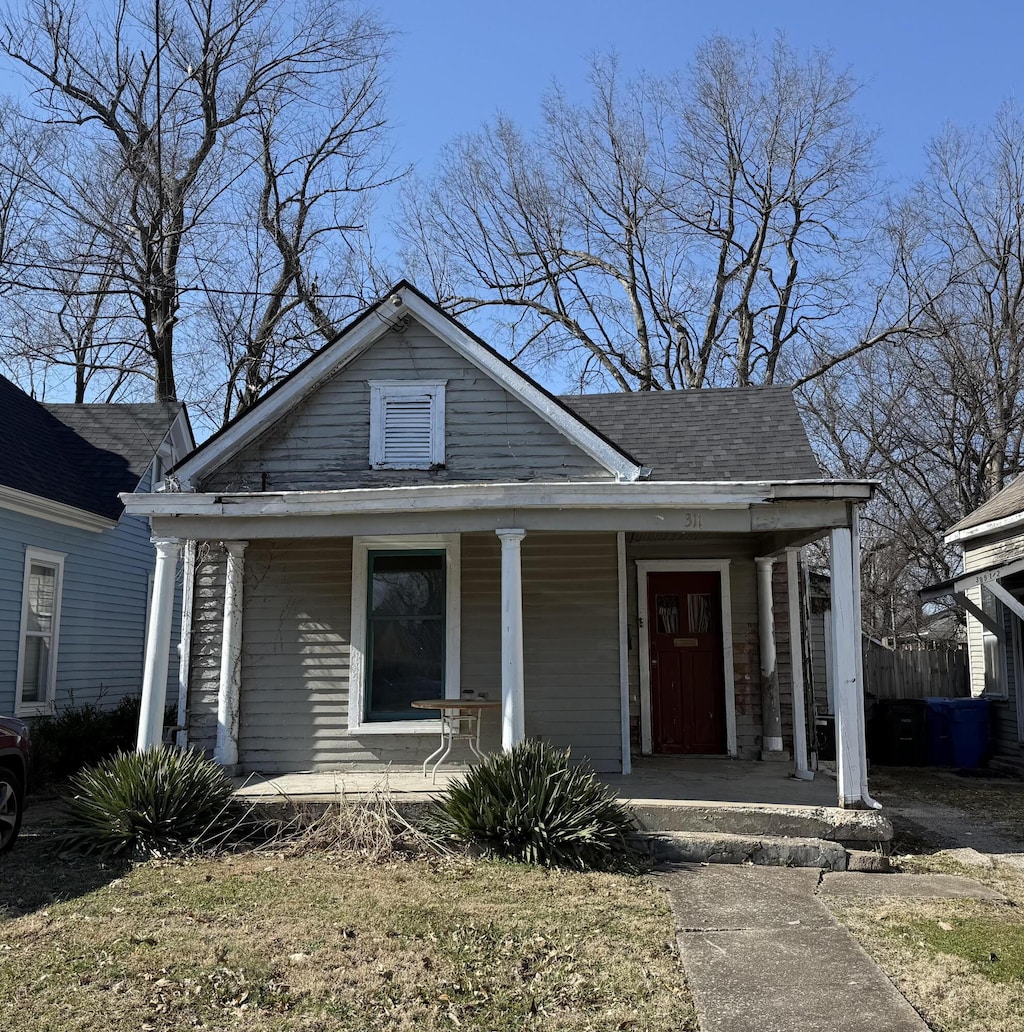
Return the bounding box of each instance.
[647,571,726,754]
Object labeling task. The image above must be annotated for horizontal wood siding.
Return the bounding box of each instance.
[625,534,763,759]
[201,323,611,492]
[0,504,178,716]
[185,545,227,757]
[521,533,621,771]
[189,532,622,772]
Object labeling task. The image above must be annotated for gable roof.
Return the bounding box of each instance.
[561,386,820,481]
[171,281,643,486]
[0,374,183,521]
[947,475,1024,539]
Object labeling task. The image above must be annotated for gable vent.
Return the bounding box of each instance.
[369,380,446,470]
[382,395,433,465]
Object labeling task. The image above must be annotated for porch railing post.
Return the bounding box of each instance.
[137,536,181,751]
[497,529,527,751]
[830,524,864,806]
[756,556,785,755]
[216,540,248,768]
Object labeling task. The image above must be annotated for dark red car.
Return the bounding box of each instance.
[0,715,30,851]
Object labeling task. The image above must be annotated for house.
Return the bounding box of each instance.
[0,374,194,719]
[922,478,1024,774]
[125,283,877,807]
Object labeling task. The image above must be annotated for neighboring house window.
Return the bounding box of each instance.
[368,380,446,469]
[16,548,65,714]
[982,587,1008,698]
[349,534,460,732]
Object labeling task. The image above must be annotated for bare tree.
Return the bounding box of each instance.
[0,0,394,408]
[806,102,1024,634]
[398,38,912,391]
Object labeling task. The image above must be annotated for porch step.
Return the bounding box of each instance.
[630,801,893,849]
[643,830,849,870]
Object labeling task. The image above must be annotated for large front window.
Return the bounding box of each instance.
[367,551,445,720]
[349,534,461,733]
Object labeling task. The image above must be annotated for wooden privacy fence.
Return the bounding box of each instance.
[862,640,969,700]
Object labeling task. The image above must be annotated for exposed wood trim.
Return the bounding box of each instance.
[921,555,1024,602]
[348,534,460,736]
[635,559,737,758]
[954,591,1005,640]
[0,483,116,532]
[617,532,631,775]
[945,508,1024,545]
[987,582,1024,625]
[124,480,868,520]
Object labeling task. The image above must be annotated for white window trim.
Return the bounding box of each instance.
[635,559,737,757]
[348,534,460,734]
[981,587,1010,700]
[368,379,446,470]
[15,546,66,716]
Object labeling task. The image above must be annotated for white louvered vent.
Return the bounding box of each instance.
[369,380,446,469]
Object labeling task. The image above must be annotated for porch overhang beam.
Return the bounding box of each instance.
[920,555,1024,602]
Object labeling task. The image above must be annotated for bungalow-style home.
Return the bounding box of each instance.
[0,374,194,719]
[125,282,878,807]
[922,479,1024,774]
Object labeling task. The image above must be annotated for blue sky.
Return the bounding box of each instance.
[384,0,1023,190]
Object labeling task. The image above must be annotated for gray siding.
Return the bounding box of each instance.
[0,503,179,716]
[187,531,623,773]
[625,534,764,759]
[201,322,612,492]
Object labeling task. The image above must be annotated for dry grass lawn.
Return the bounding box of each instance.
[827,769,1024,1032]
[0,818,693,1032]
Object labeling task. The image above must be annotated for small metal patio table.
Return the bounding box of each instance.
[411,698,500,783]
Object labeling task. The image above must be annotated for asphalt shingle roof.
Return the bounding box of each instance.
[560,386,821,481]
[0,374,181,521]
[947,476,1024,536]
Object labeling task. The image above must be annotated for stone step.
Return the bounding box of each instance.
[643,830,849,870]
[630,801,892,848]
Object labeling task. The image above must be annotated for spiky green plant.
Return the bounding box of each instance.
[425,739,638,870]
[62,746,236,859]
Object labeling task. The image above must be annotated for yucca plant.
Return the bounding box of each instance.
[62,746,236,859]
[425,739,638,870]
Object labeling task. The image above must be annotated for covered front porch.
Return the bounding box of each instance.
[128,479,878,809]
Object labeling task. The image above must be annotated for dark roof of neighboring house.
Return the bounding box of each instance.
[947,476,1024,536]
[0,374,182,521]
[560,386,821,481]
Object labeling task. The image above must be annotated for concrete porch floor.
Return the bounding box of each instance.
[232,755,841,810]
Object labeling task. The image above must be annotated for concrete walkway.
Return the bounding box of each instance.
[659,865,933,1032]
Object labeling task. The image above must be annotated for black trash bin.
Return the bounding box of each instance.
[871,698,929,765]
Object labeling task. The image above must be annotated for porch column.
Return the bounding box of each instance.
[786,548,813,779]
[830,525,867,807]
[851,510,881,808]
[215,540,248,768]
[497,529,527,751]
[137,536,182,752]
[756,556,785,755]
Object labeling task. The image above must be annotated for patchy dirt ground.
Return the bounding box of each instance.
[869,767,1024,858]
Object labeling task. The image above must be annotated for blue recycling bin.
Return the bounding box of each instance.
[925,697,990,768]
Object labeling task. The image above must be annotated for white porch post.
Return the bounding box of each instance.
[497,529,527,751]
[756,556,785,755]
[851,510,881,807]
[786,548,813,779]
[830,524,865,807]
[216,540,247,767]
[137,536,182,751]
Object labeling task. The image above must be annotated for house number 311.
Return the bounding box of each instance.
[680,511,704,530]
